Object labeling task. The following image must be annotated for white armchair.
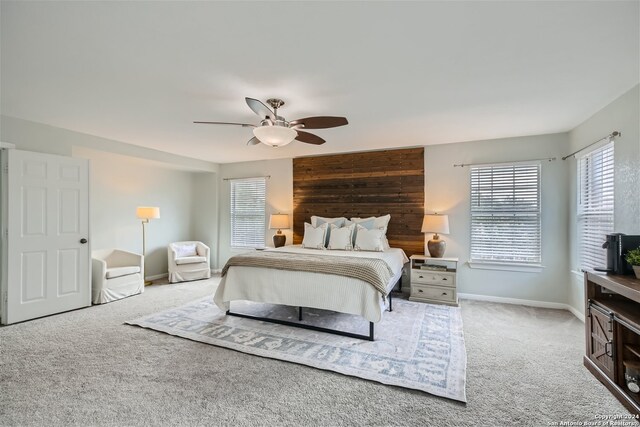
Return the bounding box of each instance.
[92,249,144,304]
[168,241,211,283]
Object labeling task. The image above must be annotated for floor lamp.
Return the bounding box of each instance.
[136,206,160,285]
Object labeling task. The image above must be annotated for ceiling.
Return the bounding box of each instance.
[1,1,638,164]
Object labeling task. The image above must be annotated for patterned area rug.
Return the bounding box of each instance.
[127,297,467,402]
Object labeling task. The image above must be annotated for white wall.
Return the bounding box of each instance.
[0,115,219,278]
[192,172,219,268]
[217,159,293,267]
[567,84,640,315]
[425,133,571,304]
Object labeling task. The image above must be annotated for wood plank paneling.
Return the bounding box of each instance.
[293,148,425,257]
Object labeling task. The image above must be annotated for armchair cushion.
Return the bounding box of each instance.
[174,243,198,258]
[106,266,141,279]
[175,256,207,265]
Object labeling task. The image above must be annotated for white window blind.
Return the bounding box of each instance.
[230,177,266,249]
[578,142,614,270]
[470,163,541,264]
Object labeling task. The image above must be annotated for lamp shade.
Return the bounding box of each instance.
[253,126,297,147]
[421,214,449,234]
[269,214,290,230]
[136,206,160,220]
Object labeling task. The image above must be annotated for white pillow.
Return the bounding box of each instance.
[351,215,391,249]
[351,215,391,232]
[327,223,355,250]
[301,222,328,250]
[311,216,346,228]
[311,216,346,246]
[174,243,197,258]
[354,225,385,252]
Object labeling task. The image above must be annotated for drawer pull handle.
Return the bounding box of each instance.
[418,289,424,293]
[419,276,424,279]
[442,292,448,296]
[442,278,448,281]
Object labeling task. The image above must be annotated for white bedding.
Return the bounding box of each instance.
[214,245,409,323]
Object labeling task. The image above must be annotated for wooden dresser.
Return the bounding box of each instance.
[585,271,640,416]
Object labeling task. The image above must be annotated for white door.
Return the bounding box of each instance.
[1,149,90,324]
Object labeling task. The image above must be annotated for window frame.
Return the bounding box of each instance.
[468,161,543,272]
[229,177,267,249]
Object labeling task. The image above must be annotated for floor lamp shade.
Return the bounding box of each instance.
[421,214,449,258]
[269,214,290,248]
[136,206,160,220]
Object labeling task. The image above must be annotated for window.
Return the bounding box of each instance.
[578,142,614,270]
[470,163,541,265]
[230,177,266,249]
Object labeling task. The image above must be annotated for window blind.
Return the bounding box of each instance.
[470,163,541,264]
[230,177,266,249]
[578,142,614,270]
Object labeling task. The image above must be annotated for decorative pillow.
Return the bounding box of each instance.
[312,216,347,246]
[301,222,328,250]
[174,243,198,258]
[348,218,376,246]
[354,224,385,252]
[351,215,391,249]
[311,216,346,228]
[327,223,355,250]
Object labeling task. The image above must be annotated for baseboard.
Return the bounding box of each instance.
[146,272,168,281]
[458,293,585,322]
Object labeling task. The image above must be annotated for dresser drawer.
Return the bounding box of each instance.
[410,284,457,304]
[412,271,456,287]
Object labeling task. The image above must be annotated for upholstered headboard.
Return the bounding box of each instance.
[292,147,425,257]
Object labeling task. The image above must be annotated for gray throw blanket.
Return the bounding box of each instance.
[221,251,394,297]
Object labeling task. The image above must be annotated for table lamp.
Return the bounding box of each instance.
[421,213,450,258]
[269,214,290,248]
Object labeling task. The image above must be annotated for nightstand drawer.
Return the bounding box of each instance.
[412,271,456,287]
[410,284,457,304]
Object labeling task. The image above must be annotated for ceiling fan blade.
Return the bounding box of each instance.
[295,131,326,145]
[247,137,261,146]
[290,116,348,129]
[245,97,275,120]
[193,121,255,127]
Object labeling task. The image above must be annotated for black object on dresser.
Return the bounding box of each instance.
[585,271,640,416]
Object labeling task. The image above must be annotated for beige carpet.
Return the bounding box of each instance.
[0,275,629,426]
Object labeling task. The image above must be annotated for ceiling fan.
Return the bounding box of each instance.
[194,97,348,147]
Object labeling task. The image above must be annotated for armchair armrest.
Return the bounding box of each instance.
[196,242,210,260]
[92,257,107,279]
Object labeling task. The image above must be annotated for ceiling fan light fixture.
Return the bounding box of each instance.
[253,126,297,147]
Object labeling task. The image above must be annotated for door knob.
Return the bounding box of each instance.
[80,238,88,244]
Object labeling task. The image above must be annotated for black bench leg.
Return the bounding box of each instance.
[298,307,303,321]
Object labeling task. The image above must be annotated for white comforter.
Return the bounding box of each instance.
[214,245,409,322]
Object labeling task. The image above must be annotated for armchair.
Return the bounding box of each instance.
[168,241,211,283]
[92,249,144,304]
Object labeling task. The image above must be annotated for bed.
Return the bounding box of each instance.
[213,245,409,340]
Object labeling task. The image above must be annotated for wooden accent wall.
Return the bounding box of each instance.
[293,147,424,257]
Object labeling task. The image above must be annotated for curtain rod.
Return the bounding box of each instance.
[223,175,271,181]
[561,131,620,160]
[453,157,556,168]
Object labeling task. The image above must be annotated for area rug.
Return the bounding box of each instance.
[126,297,467,402]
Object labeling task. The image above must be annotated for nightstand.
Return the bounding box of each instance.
[409,255,459,306]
